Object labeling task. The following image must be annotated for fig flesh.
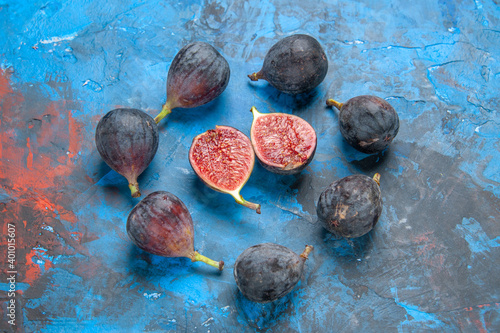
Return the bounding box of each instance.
[95,108,159,197]
[248,34,328,95]
[155,42,231,124]
[127,191,224,270]
[189,126,261,214]
[250,106,317,175]
[317,173,382,239]
[234,243,313,303]
[326,95,400,154]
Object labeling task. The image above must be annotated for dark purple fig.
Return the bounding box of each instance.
[189,126,261,214]
[95,108,159,197]
[127,191,224,270]
[250,106,317,175]
[154,42,230,124]
[326,95,400,154]
[234,243,313,303]
[317,173,382,239]
[248,34,328,95]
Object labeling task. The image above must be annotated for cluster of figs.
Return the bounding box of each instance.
[95,34,399,304]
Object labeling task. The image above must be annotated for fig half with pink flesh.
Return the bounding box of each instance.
[189,126,261,214]
[250,106,317,175]
[127,191,224,270]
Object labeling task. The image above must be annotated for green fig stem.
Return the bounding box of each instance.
[373,173,381,186]
[250,106,263,119]
[248,71,263,81]
[326,99,343,111]
[300,245,314,260]
[154,101,173,124]
[129,182,141,198]
[230,190,261,214]
[192,251,224,270]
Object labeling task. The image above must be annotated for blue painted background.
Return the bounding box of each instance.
[1,0,499,332]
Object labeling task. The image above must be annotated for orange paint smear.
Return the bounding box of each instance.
[413,231,433,244]
[2,103,83,191]
[33,195,77,223]
[464,303,500,311]
[26,137,33,169]
[23,248,54,285]
[0,70,22,179]
[1,70,84,225]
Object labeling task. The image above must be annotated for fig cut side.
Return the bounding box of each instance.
[95,108,159,197]
[189,125,261,214]
[155,42,231,124]
[326,95,400,154]
[250,106,317,175]
[127,191,224,270]
[234,243,313,303]
[317,173,382,239]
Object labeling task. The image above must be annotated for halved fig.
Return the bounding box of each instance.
[127,191,224,270]
[250,106,317,175]
[95,108,159,197]
[189,126,261,214]
[316,173,382,239]
[248,34,328,94]
[154,42,231,124]
[326,95,400,154]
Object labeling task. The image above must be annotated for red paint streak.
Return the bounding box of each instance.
[416,243,436,256]
[0,70,23,179]
[1,71,84,222]
[24,248,54,285]
[24,249,41,284]
[1,93,85,195]
[26,137,33,169]
[0,68,14,98]
[34,196,56,213]
[0,69,94,288]
[70,232,83,242]
[33,195,77,223]
[464,303,500,311]
[461,303,500,332]
[413,231,433,243]
[473,320,487,333]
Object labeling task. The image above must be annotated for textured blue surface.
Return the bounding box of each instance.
[1,0,499,332]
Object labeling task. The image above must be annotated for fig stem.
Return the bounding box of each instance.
[154,101,172,124]
[129,182,141,198]
[373,173,381,186]
[248,71,262,81]
[230,190,261,214]
[192,251,224,270]
[326,99,343,111]
[250,106,263,118]
[300,245,314,260]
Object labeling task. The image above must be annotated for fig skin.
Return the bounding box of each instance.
[155,42,231,124]
[248,34,328,95]
[234,243,313,303]
[250,106,317,175]
[327,95,400,154]
[189,125,261,213]
[95,108,159,198]
[127,191,224,270]
[317,174,382,239]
